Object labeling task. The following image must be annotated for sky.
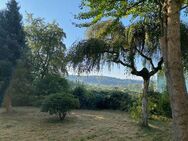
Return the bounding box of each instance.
[0,0,139,79]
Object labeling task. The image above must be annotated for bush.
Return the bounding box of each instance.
[106,91,131,111]
[41,93,79,120]
[72,88,109,109]
[160,91,171,117]
[72,86,171,119]
[148,91,171,118]
[129,95,142,120]
[93,92,107,109]
[72,87,131,111]
[72,86,89,108]
[129,91,172,120]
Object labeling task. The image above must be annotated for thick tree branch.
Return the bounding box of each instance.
[149,57,163,76]
[131,67,150,80]
[136,47,155,70]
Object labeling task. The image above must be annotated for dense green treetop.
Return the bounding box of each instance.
[25,15,67,79]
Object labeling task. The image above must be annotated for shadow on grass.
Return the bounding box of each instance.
[44,115,78,125]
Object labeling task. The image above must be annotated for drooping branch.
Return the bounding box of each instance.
[113,59,132,68]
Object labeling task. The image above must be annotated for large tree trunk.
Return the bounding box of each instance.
[160,0,188,140]
[141,78,149,127]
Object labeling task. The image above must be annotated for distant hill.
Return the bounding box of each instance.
[67,75,142,87]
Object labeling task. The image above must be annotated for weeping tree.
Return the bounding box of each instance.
[68,20,163,127]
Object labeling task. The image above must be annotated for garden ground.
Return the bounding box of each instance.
[0,107,171,141]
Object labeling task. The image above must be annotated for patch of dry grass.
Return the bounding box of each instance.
[0,107,171,141]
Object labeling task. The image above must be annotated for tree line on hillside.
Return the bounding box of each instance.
[0,0,188,140]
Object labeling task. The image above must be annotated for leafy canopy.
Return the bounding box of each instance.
[25,15,67,79]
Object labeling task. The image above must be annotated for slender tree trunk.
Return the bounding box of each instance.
[141,78,149,127]
[3,75,14,113]
[5,94,12,113]
[160,0,188,140]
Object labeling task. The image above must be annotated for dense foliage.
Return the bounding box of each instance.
[41,93,79,120]
[72,86,132,110]
[130,91,171,120]
[72,86,171,119]
[11,74,70,107]
[35,75,69,96]
[25,15,67,79]
[72,86,90,108]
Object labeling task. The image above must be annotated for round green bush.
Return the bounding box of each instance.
[41,93,79,120]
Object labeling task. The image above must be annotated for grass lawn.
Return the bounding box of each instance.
[0,107,171,141]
